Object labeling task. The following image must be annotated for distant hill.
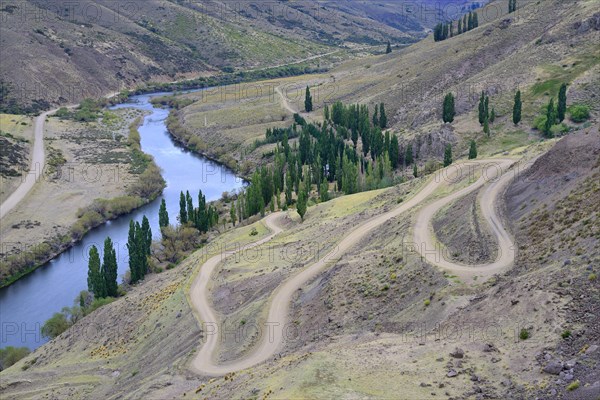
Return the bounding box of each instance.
[0,0,458,112]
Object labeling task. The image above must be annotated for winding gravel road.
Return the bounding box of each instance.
[189,158,521,376]
[0,109,54,219]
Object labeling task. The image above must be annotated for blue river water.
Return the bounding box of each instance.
[0,92,244,350]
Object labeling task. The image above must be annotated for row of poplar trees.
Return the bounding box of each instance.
[434,11,479,42]
[87,237,118,298]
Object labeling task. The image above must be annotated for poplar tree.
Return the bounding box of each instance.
[444,144,453,167]
[158,198,169,228]
[296,181,308,221]
[386,41,392,54]
[469,140,478,159]
[513,90,522,125]
[557,83,567,122]
[141,216,152,256]
[413,163,418,178]
[87,246,105,298]
[304,86,313,112]
[544,98,555,137]
[230,204,236,226]
[372,105,379,127]
[179,191,187,224]
[103,237,118,297]
[478,91,486,125]
[443,93,456,123]
[379,103,388,129]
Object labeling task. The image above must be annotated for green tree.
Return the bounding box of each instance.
[230,204,236,226]
[443,93,456,123]
[0,347,30,370]
[103,237,118,297]
[324,104,330,121]
[483,116,490,136]
[413,163,418,178]
[544,98,556,137]
[87,246,105,298]
[320,178,329,202]
[557,83,567,122]
[179,191,187,224]
[444,144,453,167]
[304,86,313,112]
[478,91,486,125]
[386,41,392,54]
[513,90,522,125]
[458,18,462,34]
[158,199,169,228]
[297,180,308,221]
[469,140,478,159]
[141,216,152,256]
[41,312,70,339]
[490,107,496,123]
[372,105,379,127]
[379,103,388,129]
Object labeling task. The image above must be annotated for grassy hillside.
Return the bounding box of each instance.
[1,0,598,398]
[0,0,430,112]
[168,0,598,174]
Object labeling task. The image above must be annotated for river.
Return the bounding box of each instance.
[0,92,244,350]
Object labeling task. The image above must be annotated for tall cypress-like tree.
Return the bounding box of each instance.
[473,12,479,28]
[478,91,486,125]
[141,216,152,256]
[179,191,187,224]
[557,83,567,122]
[544,98,555,137]
[386,41,392,54]
[490,107,496,123]
[158,199,169,228]
[379,103,388,129]
[87,246,105,298]
[304,86,313,112]
[413,163,418,178]
[444,144,453,167]
[127,220,140,283]
[443,93,456,123]
[372,105,379,127]
[186,191,194,225]
[103,237,118,297]
[513,90,522,125]
[458,18,462,34]
[469,140,478,159]
[296,180,308,221]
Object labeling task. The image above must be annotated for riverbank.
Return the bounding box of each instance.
[0,112,165,288]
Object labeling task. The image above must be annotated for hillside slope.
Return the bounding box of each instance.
[170,0,598,172]
[0,0,430,112]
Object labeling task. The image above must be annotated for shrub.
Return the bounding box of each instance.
[568,105,590,123]
[424,299,431,306]
[561,330,572,339]
[519,328,530,340]
[589,273,597,282]
[41,312,71,339]
[0,346,30,370]
[566,380,580,391]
